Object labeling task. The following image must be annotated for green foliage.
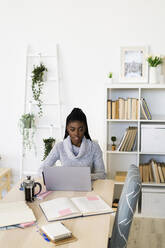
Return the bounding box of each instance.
[111,136,116,145]
[108,72,113,78]
[31,63,48,117]
[147,56,163,67]
[43,137,55,160]
[19,113,36,154]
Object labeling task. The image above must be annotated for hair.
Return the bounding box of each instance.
[64,108,91,140]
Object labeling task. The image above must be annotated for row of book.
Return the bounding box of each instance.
[118,126,137,151]
[139,159,165,183]
[107,97,152,120]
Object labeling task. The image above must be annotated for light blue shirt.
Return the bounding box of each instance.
[40,136,106,179]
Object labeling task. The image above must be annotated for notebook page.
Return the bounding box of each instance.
[0,201,36,227]
[71,195,113,216]
[41,222,72,241]
[40,197,81,221]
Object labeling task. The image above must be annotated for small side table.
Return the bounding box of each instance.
[0,168,11,199]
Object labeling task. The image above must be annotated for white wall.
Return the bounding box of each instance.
[1,0,165,183]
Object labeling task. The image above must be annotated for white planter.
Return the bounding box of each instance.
[149,66,161,84]
[108,78,113,84]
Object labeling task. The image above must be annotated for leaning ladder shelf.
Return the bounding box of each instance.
[20,45,63,179]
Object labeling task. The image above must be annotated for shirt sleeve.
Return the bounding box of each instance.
[92,142,106,179]
[38,142,60,174]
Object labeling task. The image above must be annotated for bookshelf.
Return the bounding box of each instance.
[105,83,165,187]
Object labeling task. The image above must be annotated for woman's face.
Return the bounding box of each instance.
[67,121,86,147]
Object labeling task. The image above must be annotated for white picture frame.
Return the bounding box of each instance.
[119,46,148,83]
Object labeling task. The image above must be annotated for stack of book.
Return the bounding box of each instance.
[117,126,137,151]
[139,159,165,183]
[107,97,138,120]
[140,97,152,120]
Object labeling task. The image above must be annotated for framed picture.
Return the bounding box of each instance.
[120,46,148,83]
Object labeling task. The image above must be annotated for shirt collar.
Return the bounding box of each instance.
[63,136,91,159]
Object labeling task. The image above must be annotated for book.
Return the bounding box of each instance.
[132,98,137,120]
[119,128,130,151]
[140,100,148,120]
[136,99,139,120]
[115,99,119,119]
[142,98,152,120]
[161,163,165,180]
[41,222,72,241]
[149,163,154,182]
[124,99,128,119]
[127,98,132,120]
[119,98,125,119]
[151,160,160,183]
[0,201,36,228]
[112,101,116,119]
[115,171,127,182]
[117,130,127,151]
[140,98,152,120]
[123,127,133,151]
[39,195,113,221]
[139,164,143,182]
[158,163,165,183]
[107,100,111,119]
[127,127,137,151]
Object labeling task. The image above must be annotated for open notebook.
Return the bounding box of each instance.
[40,195,113,221]
[0,201,36,228]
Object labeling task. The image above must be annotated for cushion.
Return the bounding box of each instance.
[109,164,141,248]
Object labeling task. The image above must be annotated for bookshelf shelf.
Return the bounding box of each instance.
[105,84,165,188]
[107,119,138,122]
[139,152,165,155]
[106,150,138,154]
[142,182,165,187]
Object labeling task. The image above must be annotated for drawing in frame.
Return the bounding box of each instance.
[119,46,148,83]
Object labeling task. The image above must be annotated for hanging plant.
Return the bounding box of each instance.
[19,113,36,155]
[31,63,48,117]
[43,137,55,160]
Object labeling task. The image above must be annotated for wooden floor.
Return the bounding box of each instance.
[127,217,165,248]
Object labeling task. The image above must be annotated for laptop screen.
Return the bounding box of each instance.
[43,166,92,192]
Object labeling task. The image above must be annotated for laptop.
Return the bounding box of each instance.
[43,166,92,191]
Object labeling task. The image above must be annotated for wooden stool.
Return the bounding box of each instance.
[0,168,11,200]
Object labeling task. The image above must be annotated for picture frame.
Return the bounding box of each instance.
[119,46,148,83]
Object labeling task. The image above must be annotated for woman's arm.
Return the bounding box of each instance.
[92,142,106,179]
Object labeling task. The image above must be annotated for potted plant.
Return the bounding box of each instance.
[31,63,48,117]
[111,136,116,151]
[19,113,36,154]
[147,55,163,84]
[43,137,55,160]
[108,72,113,83]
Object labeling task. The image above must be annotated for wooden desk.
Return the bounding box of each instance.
[0,179,114,248]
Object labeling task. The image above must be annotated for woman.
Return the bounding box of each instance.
[40,108,106,179]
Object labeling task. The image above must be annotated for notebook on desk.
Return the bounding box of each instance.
[0,201,36,228]
[40,195,114,221]
[43,166,92,191]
